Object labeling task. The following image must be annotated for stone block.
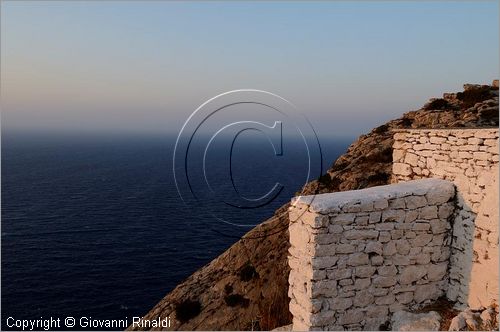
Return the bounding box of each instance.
[338,309,364,325]
[375,294,395,305]
[311,279,338,298]
[353,290,374,307]
[405,195,427,209]
[394,163,412,176]
[373,276,397,288]
[328,268,352,280]
[347,253,369,266]
[414,283,441,303]
[312,256,339,269]
[344,229,379,240]
[400,265,428,284]
[404,153,419,167]
[383,241,397,256]
[366,305,389,318]
[336,243,356,254]
[419,205,438,219]
[410,233,433,247]
[396,292,414,304]
[365,241,383,255]
[427,262,448,281]
[328,297,352,311]
[331,213,356,225]
[371,255,384,266]
[354,278,371,290]
[391,311,441,331]
[429,219,449,234]
[382,209,406,223]
[377,265,398,276]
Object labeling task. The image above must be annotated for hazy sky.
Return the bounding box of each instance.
[1,1,498,137]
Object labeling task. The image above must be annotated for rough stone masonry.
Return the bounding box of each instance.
[392,128,499,310]
[288,179,456,331]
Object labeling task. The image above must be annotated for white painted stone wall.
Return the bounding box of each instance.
[392,128,499,309]
[288,179,455,331]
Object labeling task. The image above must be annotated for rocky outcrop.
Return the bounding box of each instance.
[391,311,441,331]
[448,306,498,331]
[131,82,498,331]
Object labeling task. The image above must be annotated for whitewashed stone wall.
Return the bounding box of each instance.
[392,128,499,309]
[288,179,455,331]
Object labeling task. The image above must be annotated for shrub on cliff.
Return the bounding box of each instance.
[456,86,492,110]
[424,98,449,110]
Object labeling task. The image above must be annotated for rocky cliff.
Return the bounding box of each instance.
[129,81,499,331]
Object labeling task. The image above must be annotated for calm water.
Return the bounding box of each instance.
[1,132,351,330]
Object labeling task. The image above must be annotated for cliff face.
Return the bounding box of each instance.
[130,82,499,331]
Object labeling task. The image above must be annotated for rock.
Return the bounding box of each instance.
[426,184,454,205]
[394,163,412,176]
[414,283,440,303]
[391,310,441,331]
[419,205,438,219]
[353,290,374,307]
[464,84,482,91]
[448,314,466,331]
[338,309,364,325]
[399,265,427,284]
[449,309,485,331]
[336,243,356,254]
[479,307,495,327]
[461,309,481,330]
[311,279,338,297]
[272,324,292,331]
[410,233,433,247]
[373,276,397,288]
[355,265,377,278]
[354,277,371,290]
[329,268,352,280]
[405,195,427,209]
[329,297,353,310]
[344,229,379,240]
[347,252,369,266]
[375,294,395,305]
[378,265,398,276]
[383,241,397,256]
[382,209,406,223]
[427,262,448,281]
[365,241,383,255]
[395,292,413,304]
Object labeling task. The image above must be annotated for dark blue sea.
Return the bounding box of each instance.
[1,132,351,330]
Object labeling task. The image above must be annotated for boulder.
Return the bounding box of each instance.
[271,324,292,331]
[391,310,441,331]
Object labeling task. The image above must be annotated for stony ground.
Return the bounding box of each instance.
[129,82,499,331]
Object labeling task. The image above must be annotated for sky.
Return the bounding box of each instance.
[1,1,499,138]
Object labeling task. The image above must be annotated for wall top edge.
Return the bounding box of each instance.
[391,127,499,133]
[291,178,454,213]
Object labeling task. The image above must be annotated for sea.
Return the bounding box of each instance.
[1,132,352,330]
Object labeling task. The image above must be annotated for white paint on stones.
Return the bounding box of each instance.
[289,179,454,330]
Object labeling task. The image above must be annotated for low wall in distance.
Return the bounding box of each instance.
[288,179,455,331]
